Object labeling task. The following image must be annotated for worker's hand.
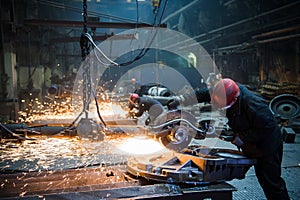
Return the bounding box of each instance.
[128,107,139,118]
[231,135,244,147]
[231,132,263,157]
[167,98,180,110]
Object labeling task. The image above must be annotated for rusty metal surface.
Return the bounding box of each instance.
[0,165,140,199]
[0,166,236,200]
[127,146,256,184]
[0,138,238,200]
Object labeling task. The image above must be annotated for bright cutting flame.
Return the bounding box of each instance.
[118,136,165,155]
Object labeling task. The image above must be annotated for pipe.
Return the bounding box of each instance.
[257,33,300,44]
[252,25,300,39]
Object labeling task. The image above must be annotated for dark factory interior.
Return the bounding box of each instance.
[0,0,300,199]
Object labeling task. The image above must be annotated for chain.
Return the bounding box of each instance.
[80,0,91,118]
[81,0,89,60]
[83,0,88,34]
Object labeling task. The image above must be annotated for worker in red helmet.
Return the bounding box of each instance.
[128,93,164,125]
[209,78,240,109]
[167,78,289,200]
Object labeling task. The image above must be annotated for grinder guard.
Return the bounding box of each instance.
[148,110,206,152]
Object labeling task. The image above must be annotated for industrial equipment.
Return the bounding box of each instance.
[269,94,300,143]
[145,109,230,151]
[127,146,256,184]
[269,94,300,120]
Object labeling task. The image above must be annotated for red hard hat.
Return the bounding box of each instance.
[129,93,139,102]
[211,78,240,109]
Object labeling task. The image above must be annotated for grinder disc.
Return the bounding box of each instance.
[152,110,198,152]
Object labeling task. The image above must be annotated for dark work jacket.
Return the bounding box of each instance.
[188,84,282,157]
[226,84,282,157]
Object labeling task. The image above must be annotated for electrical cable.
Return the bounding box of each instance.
[135,0,139,29]
[150,118,206,134]
[153,0,161,26]
[92,89,107,127]
[68,84,107,129]
[118,0,168,67]
[84,33,119,66]
[69,0,108,130]
[70,0,169,128]
[68,88,93,128]
[158,0,168,26]
[92,49,111,68]
[0,123,36,140]
[118,27,158,67]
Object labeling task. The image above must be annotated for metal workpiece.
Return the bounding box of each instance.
[76,118,105,141]
[127,146,256,184]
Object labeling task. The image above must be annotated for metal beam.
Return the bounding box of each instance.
[252,25,300,39]
[257,33,300,44]
[213,33,300,52]
[51,34,137,43]
[24,19,166,29]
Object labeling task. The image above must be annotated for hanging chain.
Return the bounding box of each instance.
[82,0,88,35]
[80,0,91,118]
[81,0,89,60]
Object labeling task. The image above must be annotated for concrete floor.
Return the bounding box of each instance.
[196,112,300,199]
[189,133,300,200]
[228,134,300,200]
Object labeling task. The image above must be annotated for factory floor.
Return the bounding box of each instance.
[0,130,299,200]
[228,134,300,200]
[188,132,300,200]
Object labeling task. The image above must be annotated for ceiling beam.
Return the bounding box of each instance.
[51,34,137,43]
[252,25,300,39]
[24,19,166,29]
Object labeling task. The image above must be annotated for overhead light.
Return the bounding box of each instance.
[151,0,160,6]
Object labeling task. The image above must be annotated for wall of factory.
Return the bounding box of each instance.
[3,43,17,100]
[215,40,300,87]
[266,41,299,83]
[0,0,299,121]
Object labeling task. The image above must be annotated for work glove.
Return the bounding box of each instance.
[231,132,263,157]
[167,99,180,110]
[231,135,244,147]
[167,95,185,110]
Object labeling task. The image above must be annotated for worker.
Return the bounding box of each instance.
[168,78,290,200]
[128,93,164,125]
